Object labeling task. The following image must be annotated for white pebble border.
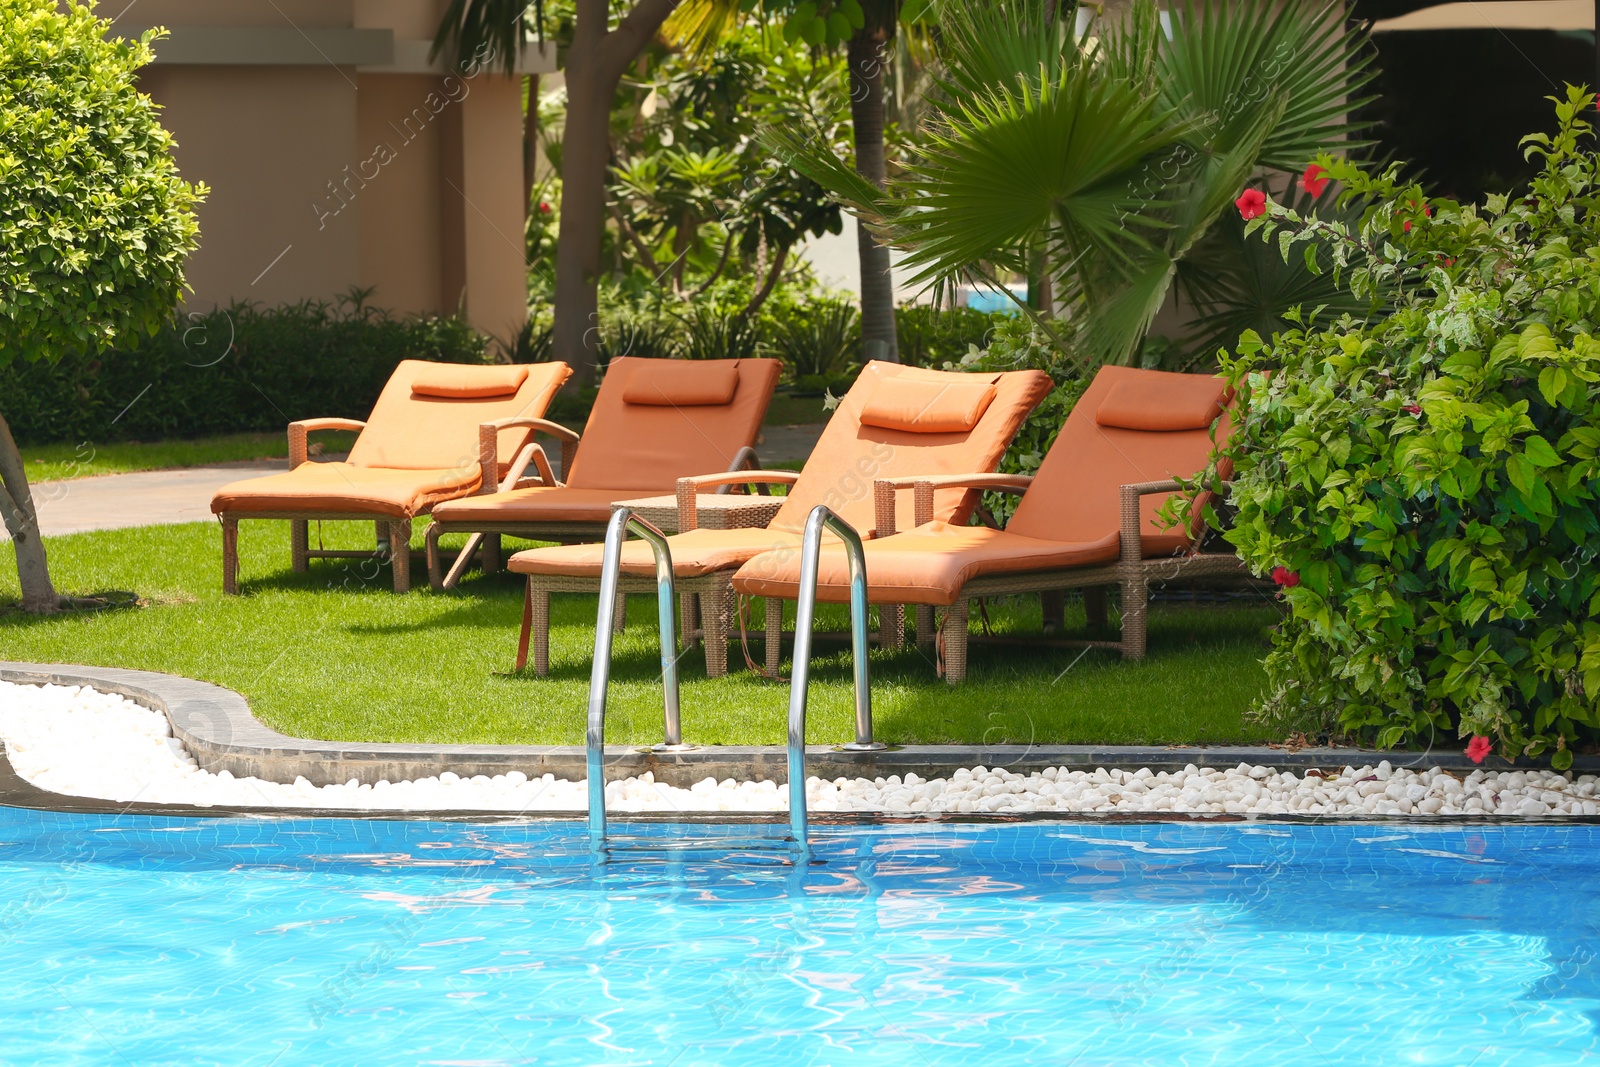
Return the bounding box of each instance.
[2,681,1597,818]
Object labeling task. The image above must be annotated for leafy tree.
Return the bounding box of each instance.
[0,1,203,613]
[770,0,1373,369]
[608,24,849,314]
[671,0,938,363]
[437,0,681,389]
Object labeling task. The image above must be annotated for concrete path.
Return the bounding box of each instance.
[5,421,827,541]
[5,461,284,540]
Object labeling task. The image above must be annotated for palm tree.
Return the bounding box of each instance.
[770,0,1374,368]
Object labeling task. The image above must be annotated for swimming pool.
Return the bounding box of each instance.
[1,806,1597,1065]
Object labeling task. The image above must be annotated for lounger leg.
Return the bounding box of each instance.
[482,534,502,576]
[680,592,701,650]
[881,604,905,651]
[442,532,484,590]
[765,597,783,677]
[529,585,553,676]
[426,524,445,591]
[389,519,412,593]
[702,586,730,678]
[1041,591,1065,634]
[1084,588,1109,631]
[1120,574,1148,660]
[222,517,239,596]
[915,605,935,652]
[613,589,626,634]
[942,600,970,685]
[290,520,309,574]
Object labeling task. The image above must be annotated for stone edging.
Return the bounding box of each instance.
[4,661,1594,792]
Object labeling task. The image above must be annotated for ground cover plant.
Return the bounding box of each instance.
[0,522,1276,748]
[1214,88,1600,767]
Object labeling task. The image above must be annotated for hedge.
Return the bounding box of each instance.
[1,297,490,446]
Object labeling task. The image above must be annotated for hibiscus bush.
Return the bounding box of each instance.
[1211,87,1600,767]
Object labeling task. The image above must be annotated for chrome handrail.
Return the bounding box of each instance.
[587,507,689,854]
[788,505,883,858]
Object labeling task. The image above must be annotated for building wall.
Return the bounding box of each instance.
[122,1,550,349]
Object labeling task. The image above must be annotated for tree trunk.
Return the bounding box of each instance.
[0,411,58,613]
[848,17,900,364]
[550,0,679,388]
[736,241,792,323]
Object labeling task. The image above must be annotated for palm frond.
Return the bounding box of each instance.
[1156,0,1376,170]
[929,0,1078,101]
[888,69,1182,286]
[663,0,745,61]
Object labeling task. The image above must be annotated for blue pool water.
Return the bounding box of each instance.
[1,807,1599,1066]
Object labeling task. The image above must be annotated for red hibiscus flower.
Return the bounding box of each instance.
[1236,188,1267,221]
[538,202,553,215]
[1271,566,1300,588]
[1403,404,1422,415]
[1466,736,1492,764]
[1403,201,1432,233]
[1300,164,1329,198]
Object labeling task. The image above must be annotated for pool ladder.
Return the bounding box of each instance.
[585,504,882,862]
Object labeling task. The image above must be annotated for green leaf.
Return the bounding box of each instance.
[1524,435,1562,468]
[1539,365,1568,407]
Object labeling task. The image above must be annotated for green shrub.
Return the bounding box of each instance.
[1213,88,1600,765]
[2,293,490,446]
[676,303,765,362]
[767,297,858,392]
[897,304,1003,368]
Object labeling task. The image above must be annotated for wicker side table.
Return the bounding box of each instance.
[612,493,784,534]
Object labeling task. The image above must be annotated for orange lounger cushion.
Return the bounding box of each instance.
[733,522,1122,607]
[859,376,999,434]
[432,486,670,526]
[409,364,530,399]
[507,527,806,580]
[211,463,479,519]
[619,359,742,406]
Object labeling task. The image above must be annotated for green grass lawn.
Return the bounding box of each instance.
[0,521,1280,749]
[22,431,360,482]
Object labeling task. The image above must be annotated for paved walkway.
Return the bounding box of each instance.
[7,421,827,540]
[4,462,285,540]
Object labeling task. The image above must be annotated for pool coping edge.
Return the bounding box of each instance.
[3,661,1589,793]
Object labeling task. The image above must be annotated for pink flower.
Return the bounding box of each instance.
[1466,736,1492,764]
[1300,164,1329,198]
[1236,188,1267,221]
[1271,566,1300,588]
[1403,404,1422,415]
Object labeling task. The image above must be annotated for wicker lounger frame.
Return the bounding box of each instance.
[514,470,909,679]
[221,417,580,596]
[872,477,1244,683]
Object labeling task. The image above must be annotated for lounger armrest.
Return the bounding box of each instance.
[478,417,579,494]
[502,442,559,492]
[675,470,799,531]
[1118,479,1232,564]
[713,447,769,497]
[873,473,1033,538]
[287,418,366,469]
